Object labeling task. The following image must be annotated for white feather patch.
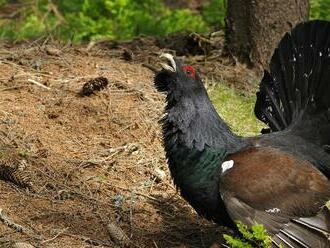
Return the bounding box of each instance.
[265,208,281,214]
[221,160,234,173]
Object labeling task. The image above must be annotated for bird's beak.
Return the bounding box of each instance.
[160,53,176,72]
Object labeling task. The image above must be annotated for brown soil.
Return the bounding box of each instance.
[0,37,258,248]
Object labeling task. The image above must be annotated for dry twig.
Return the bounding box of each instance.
[27,79,51,90]
[41,228,69,244]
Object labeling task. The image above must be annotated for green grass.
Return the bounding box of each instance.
[209,84,266,136]
[224,222,273,248]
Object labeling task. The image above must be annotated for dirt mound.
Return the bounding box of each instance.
[0,40,246,247]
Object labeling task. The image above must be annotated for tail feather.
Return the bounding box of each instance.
[272,208,330,248]
[255,20,330,132]
[273,233,297,248]
[296,207,330,234]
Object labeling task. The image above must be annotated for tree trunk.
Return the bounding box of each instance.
[225,0,309,69]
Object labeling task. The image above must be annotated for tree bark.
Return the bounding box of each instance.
[225,0,309,69]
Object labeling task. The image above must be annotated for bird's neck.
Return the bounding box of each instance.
[163,90,242,151]
[161,91,243,224]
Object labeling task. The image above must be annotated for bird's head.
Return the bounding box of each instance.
[154,53,204,97]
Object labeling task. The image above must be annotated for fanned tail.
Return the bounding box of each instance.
[255,20,330,135]
[272,208,330,248]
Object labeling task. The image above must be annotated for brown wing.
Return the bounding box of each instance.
[219,147,330,247]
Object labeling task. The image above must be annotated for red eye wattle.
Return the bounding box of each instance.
[182,65,196,78]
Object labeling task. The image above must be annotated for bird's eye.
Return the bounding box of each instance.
[182,65,196,78]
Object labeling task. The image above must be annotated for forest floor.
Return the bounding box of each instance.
[0,35,260,248]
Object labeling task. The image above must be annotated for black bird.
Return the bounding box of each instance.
[154,21,330,248]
